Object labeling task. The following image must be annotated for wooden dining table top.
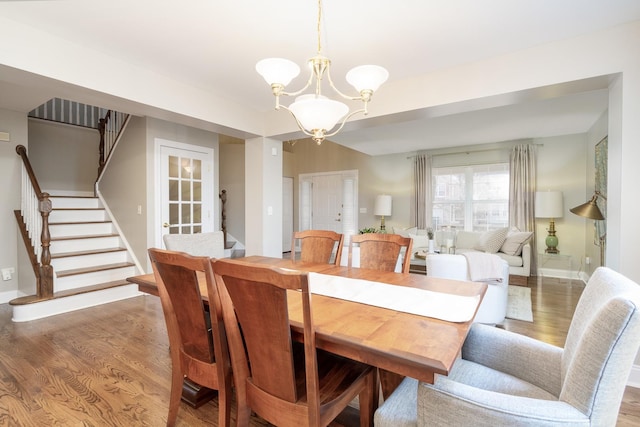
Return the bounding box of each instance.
[128,255,486,386]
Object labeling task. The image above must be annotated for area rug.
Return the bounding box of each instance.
[506,285,533,322]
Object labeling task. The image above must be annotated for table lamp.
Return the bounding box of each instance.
[535,190,564,254]
[374,195,392,232]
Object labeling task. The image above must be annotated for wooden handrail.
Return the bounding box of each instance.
[15,145,54,299]
[98,110,129,181]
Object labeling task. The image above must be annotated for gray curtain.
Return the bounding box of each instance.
[413,155,432,229]
[509,144,537,273]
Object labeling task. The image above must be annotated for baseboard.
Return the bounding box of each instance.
[11,285,142,322]
[627,364,640,388]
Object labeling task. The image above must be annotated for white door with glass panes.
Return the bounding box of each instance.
[156,139,214,247]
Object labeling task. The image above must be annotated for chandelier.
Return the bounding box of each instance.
[256,0,388,145]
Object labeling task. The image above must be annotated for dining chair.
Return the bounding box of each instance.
[291,229,344,265]
[210,258,377,427]
[349,233,413,273]
[148,248,232,427]
[374,266,640,427]
[163,231,225,259]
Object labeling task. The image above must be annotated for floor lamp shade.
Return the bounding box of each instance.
[374,195,392,231]
[535,191,563,254]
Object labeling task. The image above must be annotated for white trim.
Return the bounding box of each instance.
[627,364,640,388]
[153,138,216,248]
[11,285,141,322]
[95,190,145,275]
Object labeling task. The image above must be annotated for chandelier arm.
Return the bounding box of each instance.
[279,71,315,98]
[325,67,367,101]
[277,105,316,138]
[323,107,368,138]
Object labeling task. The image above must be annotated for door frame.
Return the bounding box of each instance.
[298,169,359,249]
[153,138,216,248]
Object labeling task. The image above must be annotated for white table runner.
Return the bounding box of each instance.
[308,272,480,323]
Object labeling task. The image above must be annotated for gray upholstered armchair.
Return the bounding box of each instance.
[375,267,640,426]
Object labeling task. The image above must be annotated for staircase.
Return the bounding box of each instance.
[11,195,140,321]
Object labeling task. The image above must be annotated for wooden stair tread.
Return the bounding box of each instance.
[9,280,133,306]
[49,195,97,199]
[49,220,112,225]
[52,208,105,211]
[57,262,135,278]
[52,247,127,259]
[51,233,120,241]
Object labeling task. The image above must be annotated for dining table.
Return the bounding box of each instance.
[127,255,486,406]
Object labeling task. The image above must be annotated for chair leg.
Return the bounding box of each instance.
[166,371,184,426]
[218,380,232,427]
[359,371,376,427]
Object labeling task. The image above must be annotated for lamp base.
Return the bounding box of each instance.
[379,216,386,233]
[545,219,559,254]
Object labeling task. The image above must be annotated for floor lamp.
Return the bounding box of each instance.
[570,191,606,266]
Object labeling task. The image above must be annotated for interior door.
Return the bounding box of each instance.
[312,174,343,233]
[156,139,214,247]
[282,176,293,253]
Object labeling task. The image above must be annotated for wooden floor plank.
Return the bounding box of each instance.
[0,274,638,425]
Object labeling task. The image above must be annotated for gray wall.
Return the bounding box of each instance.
[219,142,245,246]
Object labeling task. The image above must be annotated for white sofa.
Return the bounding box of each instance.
[426,254,509,324]
[396,227,532,278]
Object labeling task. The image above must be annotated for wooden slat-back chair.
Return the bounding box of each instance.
[210,258,376,427]
[349,233,413,273]
[291,230,344,265]
[148,248,232,427]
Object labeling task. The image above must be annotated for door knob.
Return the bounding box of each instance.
[162,222,175,228]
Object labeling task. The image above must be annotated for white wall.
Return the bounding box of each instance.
[0,109,28,303]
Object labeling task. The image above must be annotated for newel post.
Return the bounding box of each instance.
[38,193,54,298]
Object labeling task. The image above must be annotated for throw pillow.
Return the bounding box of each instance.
[475,227,509,253]
[500,230,533,256]
[393,226,417,238]
[409,233,430,250]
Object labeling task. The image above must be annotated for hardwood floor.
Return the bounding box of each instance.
[0,275,638,425]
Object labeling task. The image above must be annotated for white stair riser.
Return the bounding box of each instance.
[52,251,129,271]
[50,223,113,238]
[50,210,107,223]
[50,197,100,209]
[55,266,137,292]
[50,236,122,254]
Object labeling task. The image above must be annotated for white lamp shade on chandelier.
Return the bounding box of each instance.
[288,95,349,133]
[255,0,388,145]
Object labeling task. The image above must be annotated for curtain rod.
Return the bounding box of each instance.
[406,143,543,159]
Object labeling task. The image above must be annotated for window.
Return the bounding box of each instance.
[432,163,509,232]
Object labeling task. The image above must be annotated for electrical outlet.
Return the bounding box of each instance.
[1,268,12,281]
[585,256,591,265]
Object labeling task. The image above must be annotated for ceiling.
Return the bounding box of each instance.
[1,0,639,155]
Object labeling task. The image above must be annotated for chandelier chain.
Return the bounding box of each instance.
[316,0,322,55]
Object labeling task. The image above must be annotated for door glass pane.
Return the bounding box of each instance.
[169,180,179,201]
[169,203,179,224]
[193,225,202,233]
[193,181,202,202]
[181,158,192,179]
[182,204,191,223]
[169,156,179,178]
[181,181,191,201]
[193,159,201,180]
[182,225,191,234]
[193,203,201,223]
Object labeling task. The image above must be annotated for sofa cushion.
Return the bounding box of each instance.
[475,228,509,253]
[500,230,533,256]
[409,233,430,251]
[456,231,481,250]
[393,226,417,238]
[496,252,524,267]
